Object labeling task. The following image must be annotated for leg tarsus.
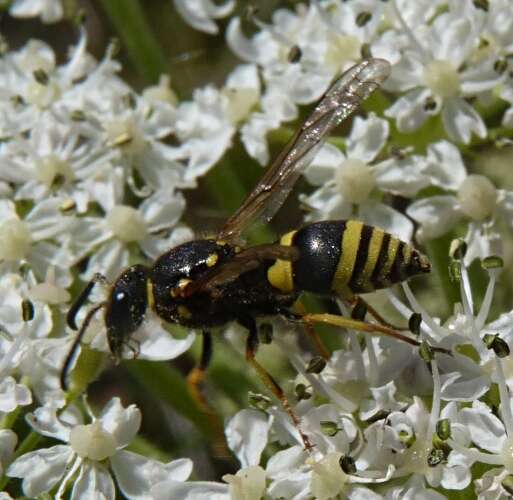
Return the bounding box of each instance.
[239,315,313,451]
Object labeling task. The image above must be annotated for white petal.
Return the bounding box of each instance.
[373,155,428,197]
[226,17,259,62]
[440,372,489,401]
[131,313,196,361]
[7,445,73,497]
[71,462,115,500]
[406,196,461,240]
[82,240,128,281]
[347,113,389,164]
[359,202,413,242]
[225,409,270,468]
[306,143,343,185]
[266,445,307,478]
[240,112,279,166]
[173,0,235,34]
[385,88,432,133]
[26,406,72,442]
[459,401,506,453]
[460,59,505,95]
[440,452,472,490]
[0,376,31,412]
[139,191,185,232]
[111,450,192,499]
[151,480,229,499]
[423,140,467,190]
[442,97,486,144]
[99,398,141,449]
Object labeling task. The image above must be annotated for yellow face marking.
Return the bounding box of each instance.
[177,305,192,319]
[206,253,218,267]
[333,220,363,295]
[171,278,192,298]
[359,227,384,291]
[378,236,400,286]
[146,279,155,310]
[267,230,296,293]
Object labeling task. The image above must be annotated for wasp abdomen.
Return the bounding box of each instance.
[267,220,430,297]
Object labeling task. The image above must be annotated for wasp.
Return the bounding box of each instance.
[61,59,435,450]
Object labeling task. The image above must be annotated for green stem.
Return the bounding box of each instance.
[99,0,167,83]
[0,406,21,430]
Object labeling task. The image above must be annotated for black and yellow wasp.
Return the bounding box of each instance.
[61,58,433,449]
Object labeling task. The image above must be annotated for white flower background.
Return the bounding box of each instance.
[0,0,513,499]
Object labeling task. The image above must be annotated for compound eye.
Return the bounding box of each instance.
[170,278,192,298]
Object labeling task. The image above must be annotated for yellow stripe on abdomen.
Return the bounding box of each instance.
[267,230,296,293]
[376,236,400,287]
[332,220,363,296]
[358,227,385,292]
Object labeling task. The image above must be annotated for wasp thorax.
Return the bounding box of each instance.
[335,158,375,203]
[457,174,497,221]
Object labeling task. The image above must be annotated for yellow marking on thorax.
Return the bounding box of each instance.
[378,236,400,285]
[333,220,363,296]
[146,279,155,310]
[359,227,384,291]
[206,253,218,267]
[267,230,296,293]
[171,278,192,298]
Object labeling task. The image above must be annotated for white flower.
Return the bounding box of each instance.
[73,189,190,280]
[227,1,385,164]
[0,198,76,286]
[407,140,513,262]
[381,1,505,143]
[0,114,117,212]
[173,0,235,35]
[7,398,194,499]
[302,113,427,241]
[8,0,63,23]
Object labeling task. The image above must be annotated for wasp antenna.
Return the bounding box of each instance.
[61,302,105,391]
[67,273,107,330]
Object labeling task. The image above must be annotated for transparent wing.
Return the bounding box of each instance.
[178,244,300,297]
[219,58,391,242]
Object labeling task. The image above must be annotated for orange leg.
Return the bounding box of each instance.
[186,331,229,457]
[240,315,313,451]
[303,313,450,354]
[293,300,330,360]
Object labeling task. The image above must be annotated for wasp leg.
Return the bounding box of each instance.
[67,273,109,330]
[61,302,106,391]
[186,331,228,457]
[292,301,331,360]
[302,313,450,354]
[346,296,408,331]
[125,338,141,361]
[239,315,313,451]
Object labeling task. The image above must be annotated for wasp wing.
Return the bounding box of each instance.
[179,244,300,297]
[219,58,391,242]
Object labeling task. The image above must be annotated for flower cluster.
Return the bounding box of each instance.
[0,0,512,499]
